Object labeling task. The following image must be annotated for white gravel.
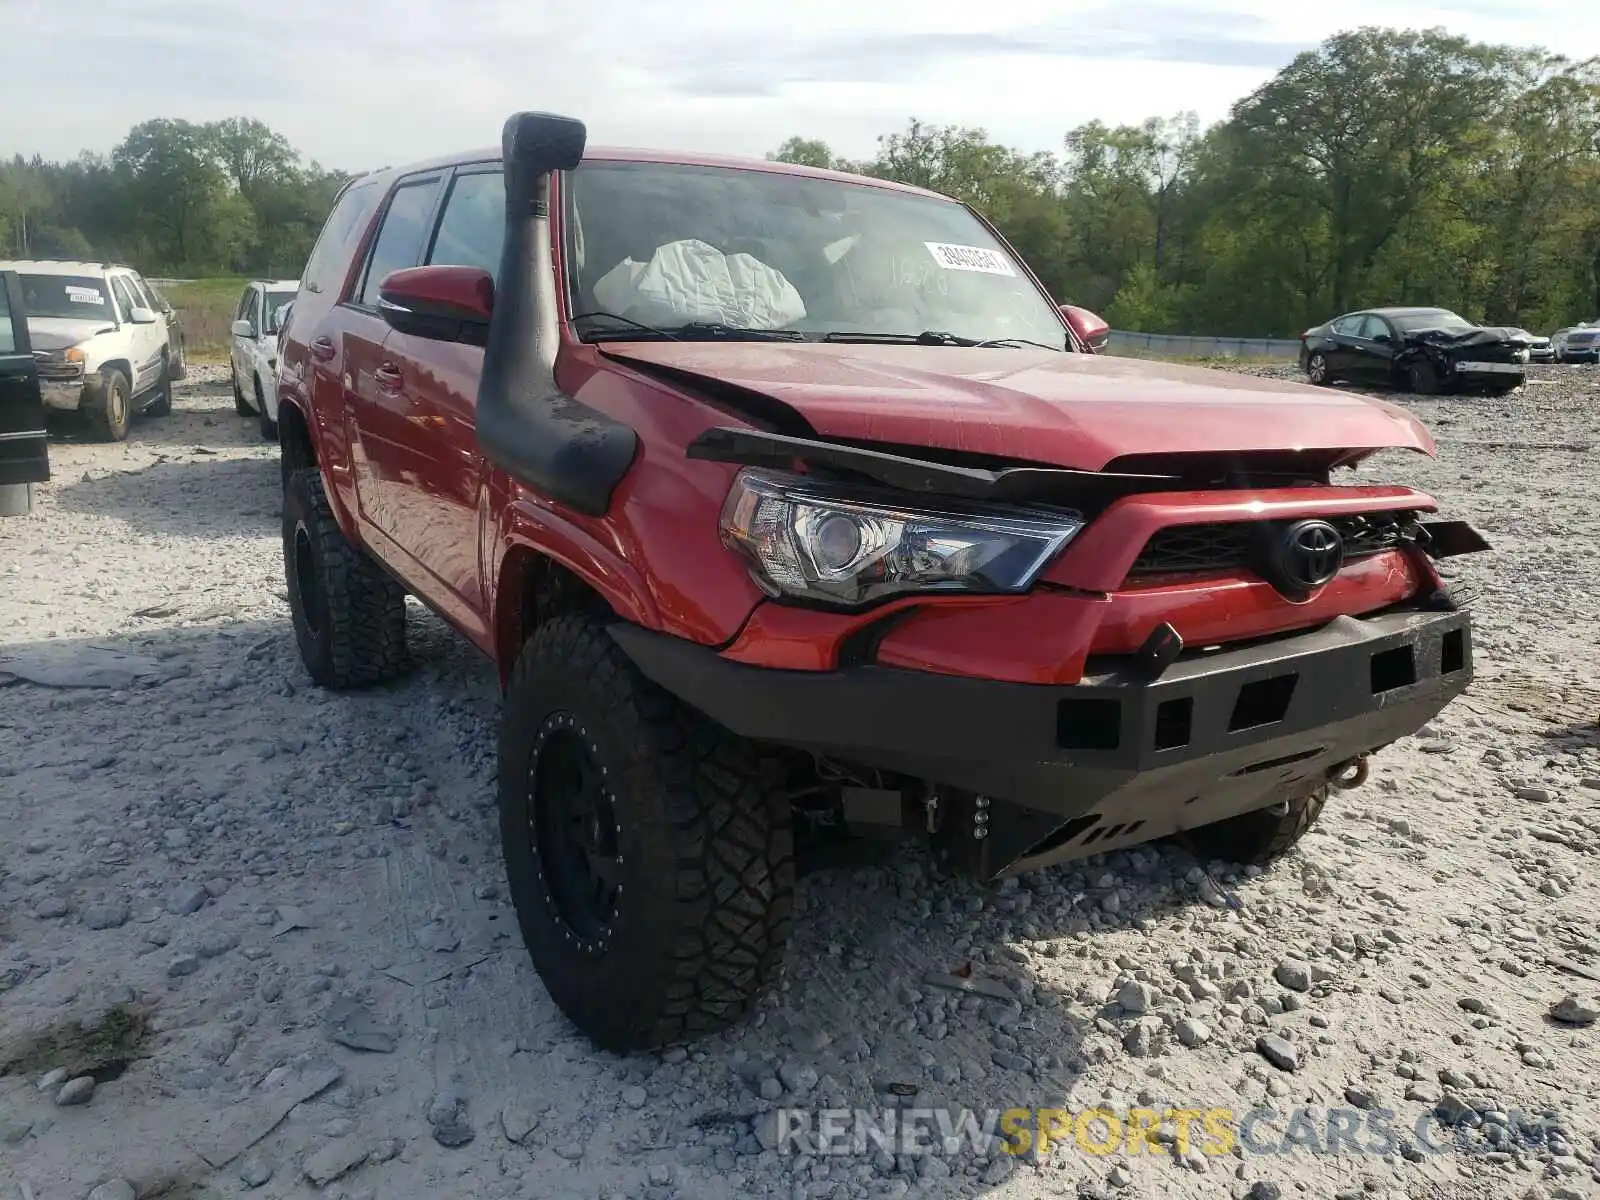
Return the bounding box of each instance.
[1,362,1598,1200]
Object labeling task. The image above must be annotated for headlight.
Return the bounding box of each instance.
[719,468,1084,608]
[65,347,86,364]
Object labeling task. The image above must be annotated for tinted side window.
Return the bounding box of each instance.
[1330,315,1361,336]
[1357,316,1388,340]
[427,171,505,282]
[303,178,383,295]
[357,178,444,307]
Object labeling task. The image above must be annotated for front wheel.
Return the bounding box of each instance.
[87,368,131,442]
[1183,785,1328,866]
[1305,352,1332,386]
[234,371,253,416]
[1406,360,1439,395]
[498,615,794,1052]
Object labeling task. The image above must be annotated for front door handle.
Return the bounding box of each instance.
[310,336,336,362]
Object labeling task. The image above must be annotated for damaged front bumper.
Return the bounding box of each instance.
[609,604,1473,879]
[36,362,89,412]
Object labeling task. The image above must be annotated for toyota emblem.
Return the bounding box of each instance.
[1276,519,1345,591]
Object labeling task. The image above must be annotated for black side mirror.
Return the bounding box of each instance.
[1372,332,1392,344]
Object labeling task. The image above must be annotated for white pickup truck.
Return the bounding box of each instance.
[1,259,181,441]
[230,279,299,439]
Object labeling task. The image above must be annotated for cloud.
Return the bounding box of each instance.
[2,0,1594,170]
[654,8,1314,98]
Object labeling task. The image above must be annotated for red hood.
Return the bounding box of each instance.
[599,342,1434,469]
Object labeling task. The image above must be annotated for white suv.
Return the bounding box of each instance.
[230,279,298,439]
[0,260,180,441]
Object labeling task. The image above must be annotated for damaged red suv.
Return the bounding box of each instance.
[274,112,1486,1051]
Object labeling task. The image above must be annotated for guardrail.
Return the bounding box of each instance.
[1106,330,1302,360]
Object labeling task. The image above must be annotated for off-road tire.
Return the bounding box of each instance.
[1183,785,1329,866]
[257,378,278,441]
[170,335,187,381]
[144,355,173,417]
[88,368,131,442]
[1406,360,1439,395]
[1305,352,1332,386]
[498,615,795,1052]
[234,372,253,416]
[281,467,407,690]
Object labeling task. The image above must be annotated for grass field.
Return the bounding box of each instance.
[160,277,252,362]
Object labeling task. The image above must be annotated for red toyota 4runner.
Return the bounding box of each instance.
[275,112,1486,1052]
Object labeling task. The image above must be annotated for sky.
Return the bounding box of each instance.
[3,0,1594,172]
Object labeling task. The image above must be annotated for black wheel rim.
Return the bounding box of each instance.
[293,523,323,639]
[528,713,623,953]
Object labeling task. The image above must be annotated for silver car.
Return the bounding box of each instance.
[1554,325,1599,363]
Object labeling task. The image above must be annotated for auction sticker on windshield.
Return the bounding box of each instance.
[66,286,104,304]
[924,242,1015,276]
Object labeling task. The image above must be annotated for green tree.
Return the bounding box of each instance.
[113,118,237,269]
[1228,27,1522,317]
[768,137,836,169]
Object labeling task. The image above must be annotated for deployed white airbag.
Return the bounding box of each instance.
[592,238,805,330]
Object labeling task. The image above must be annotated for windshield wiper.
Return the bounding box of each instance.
[571,310,678,340]
[823,329,979,346]
[573,311,803,343]
[666,322,803,342]
[973,336,1066,351]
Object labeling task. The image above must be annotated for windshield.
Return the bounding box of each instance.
[20,274,113,322]
[562,160,1071,348]
[1392,310,1475,333]
[265,290,296,332]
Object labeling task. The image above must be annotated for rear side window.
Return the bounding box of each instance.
[303,178,383,295]
[357,178,444,307]
[1330,315,1363,336]
[427,170,505,282]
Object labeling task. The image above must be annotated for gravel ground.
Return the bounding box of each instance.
[1,362,1597,1200]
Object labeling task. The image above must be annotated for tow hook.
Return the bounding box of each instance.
[1329,756,1370,791]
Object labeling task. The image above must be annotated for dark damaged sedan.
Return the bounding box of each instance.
[1300,307,1530,396]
